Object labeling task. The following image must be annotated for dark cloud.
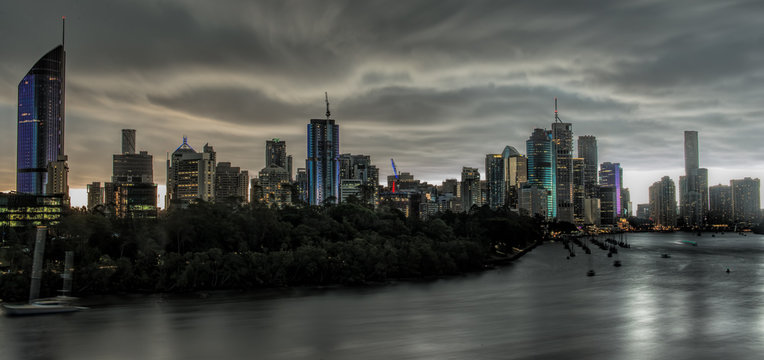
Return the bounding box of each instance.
[1,0,762,206]
[147,87,310,127]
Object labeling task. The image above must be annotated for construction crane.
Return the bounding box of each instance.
[390,158,400,193]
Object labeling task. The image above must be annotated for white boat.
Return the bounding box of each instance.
[2,298,86,316]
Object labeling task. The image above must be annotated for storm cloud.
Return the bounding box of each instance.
[1,0,763,207]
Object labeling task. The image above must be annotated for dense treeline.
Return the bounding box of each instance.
[0,202,542,301]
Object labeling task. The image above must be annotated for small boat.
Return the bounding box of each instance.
[586,270,596,277]
[613,260,622,267]
[2,298,85,316]
[661,253,671,258]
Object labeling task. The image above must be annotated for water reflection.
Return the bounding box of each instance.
[1,232,763,359]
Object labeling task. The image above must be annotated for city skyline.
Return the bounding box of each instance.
[2,1,764,208]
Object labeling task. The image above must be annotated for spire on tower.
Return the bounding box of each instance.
[62,16,66,48]
[554,97,562,123]
[325,92,331,119]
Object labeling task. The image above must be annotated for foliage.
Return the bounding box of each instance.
[0,203,541,301]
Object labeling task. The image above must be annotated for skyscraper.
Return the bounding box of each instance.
[572,158,585,224]
[87,182,103,210]
[526,128,556,219]
[599,162,623,224]
[552,99,574,222]
[17,44,66,195]
[682,130,707,228]
[485,153,505,209]
[266,138,287,169]
[166,137,216,207]
[255,164,291,207]
[306,94,340,205]
[730,177,761,225]
[577,135,598,199]
[339,154,379,205]
[502,146,527,209]
[113,129,153,184]
[461,167,481,211]
[649,176,677,228]
[708,184,732,225]
[111,130,157,218]
[215,162,249,203]
[122,129,136,154]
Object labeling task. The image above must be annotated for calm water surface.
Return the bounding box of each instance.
[2,232,763,359]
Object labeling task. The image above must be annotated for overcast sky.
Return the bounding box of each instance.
[1,0,763,208]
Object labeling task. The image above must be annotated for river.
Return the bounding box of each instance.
[1,232,763,359]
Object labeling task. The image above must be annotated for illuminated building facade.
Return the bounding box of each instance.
[599,162,622,222]
[0,193,64,228]
[526,128,556,219]
[17,45,66,195]
[485,153,505,209]
[166,137,216,208]
[307,118,340,206]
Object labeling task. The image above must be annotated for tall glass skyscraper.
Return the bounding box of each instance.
[526,128,556,219]
[17,45,66,194]
[307,97,340,206]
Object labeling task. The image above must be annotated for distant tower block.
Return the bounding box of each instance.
[122,129,136,154]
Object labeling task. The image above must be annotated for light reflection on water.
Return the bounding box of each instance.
[1,232,763,359]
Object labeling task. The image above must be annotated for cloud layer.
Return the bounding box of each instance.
[1,0,763,207]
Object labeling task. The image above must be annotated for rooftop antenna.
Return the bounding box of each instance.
[325,92,331,119]
[554,97,562,123]
[62,16,65,48]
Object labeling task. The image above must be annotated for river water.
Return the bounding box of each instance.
[1,232,763,359]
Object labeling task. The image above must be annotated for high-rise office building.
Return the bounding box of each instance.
[111,130,156,218]
[295,168,307,203]
[266,138,287,169]
[552,100,574,222]
[255,164,291,207]
[166,137,216,208]
[502,146,527,209]
[461,167,481,211]
[526,128,556,219]
[572,158,585,224]
[46,155,69,205]
[339,154,379,205]
[485,153,505,209]
[636,204,651,220]
[599,162,622,223]
[598,186,617,226]
[681,130,707,228]
[730,177,761,225]
[306,96,340,206]
[214,162,249,203]
[113,129,153,184]
[577,135,598,199]
[621,187,632,217]
[87,182,103,210]
[17,44,66,195]
[649,176,677,228]
[708,184,732,225]
[519,184,548,218]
